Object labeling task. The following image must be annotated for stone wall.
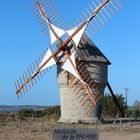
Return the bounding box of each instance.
[57,61,108,123]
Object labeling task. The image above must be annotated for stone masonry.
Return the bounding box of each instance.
[57,37,110,123]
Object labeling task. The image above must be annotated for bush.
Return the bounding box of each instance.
[43,106,61,119]
[17,106,61,119]
[134,110,140,118]
[18,109,34,118]
[103,93,126,118]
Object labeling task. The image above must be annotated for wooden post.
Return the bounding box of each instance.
[113,111,119,125]
[128,111,135,126]
[99,113,103,130]
[120,118,122,131]
[95,118,98,128]
[32,114,34,121]
[18,118,21,134]
[99,113,102,124]
[15,114,18,125]
[41,117,44,132]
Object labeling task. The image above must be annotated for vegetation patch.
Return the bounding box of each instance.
[17,106,61,120]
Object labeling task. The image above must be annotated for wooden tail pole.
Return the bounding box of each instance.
[107,81,125,117]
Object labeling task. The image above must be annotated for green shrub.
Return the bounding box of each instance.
[18,109,34,118]
[17,106,61,119]
[43,106,61,119]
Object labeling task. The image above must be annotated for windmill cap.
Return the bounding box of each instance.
[77,35,111,65]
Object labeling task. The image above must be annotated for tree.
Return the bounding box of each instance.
[133,100,140,118]
[103,93,126,118]
[133,100,140,111]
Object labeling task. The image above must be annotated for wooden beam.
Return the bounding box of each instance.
[107,81,125,117]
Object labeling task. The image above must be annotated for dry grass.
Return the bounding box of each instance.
[0,113,140,140]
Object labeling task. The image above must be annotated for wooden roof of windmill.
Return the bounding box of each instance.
[77,35,111,64]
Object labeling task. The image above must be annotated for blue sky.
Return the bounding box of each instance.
[0,0,140,106]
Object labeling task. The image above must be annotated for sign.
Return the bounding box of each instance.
[52,128,99,140]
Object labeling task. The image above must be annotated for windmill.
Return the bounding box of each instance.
[15,0,124,123]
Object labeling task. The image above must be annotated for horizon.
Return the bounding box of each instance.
[0,0,140,106]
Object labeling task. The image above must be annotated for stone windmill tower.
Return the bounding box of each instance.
[15,0,124,123]
[58,36,111,123]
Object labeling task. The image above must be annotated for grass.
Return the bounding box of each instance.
[0,122,7,127]
[0,108,140,140]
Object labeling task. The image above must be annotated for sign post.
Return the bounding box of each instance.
[52,128,99,140]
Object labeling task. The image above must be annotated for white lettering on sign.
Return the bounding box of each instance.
[52,128,99,140]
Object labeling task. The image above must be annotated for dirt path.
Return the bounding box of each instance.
[100,132,140,140]
[0,132,140,140]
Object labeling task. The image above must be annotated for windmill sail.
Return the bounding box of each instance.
[32,0,65,39]
[61,52,80,80]
[39,48,56,71]
[66,22,88,47]
[33,0,123,47]
[49,23,65,45]
[15,47,57,96]
[71,0,122,41]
